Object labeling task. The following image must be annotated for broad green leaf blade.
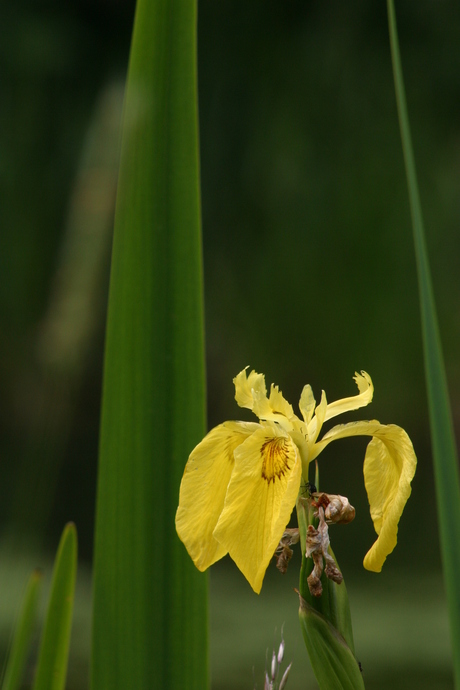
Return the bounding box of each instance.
[33,523,77,690]
[2,570,42,690]
[387,2,460,686]
[91,1,208,689]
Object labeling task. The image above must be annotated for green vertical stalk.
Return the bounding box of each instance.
[91,1,208,689]
[387,2,460,686]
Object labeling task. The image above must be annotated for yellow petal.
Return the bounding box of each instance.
[252,383,296,431]
[324,371,374,424]
[212,423,302,593]
[362,425,416,572]
[308,419,416,571]
[307,390,328,445]
[175,421,259,571]
[299,384,315,425]
[233,368,267,411]
[268,384,295,418]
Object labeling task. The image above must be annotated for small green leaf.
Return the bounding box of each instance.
[2,570,43,690]
[298,593,364,690]
[32,523,77,690]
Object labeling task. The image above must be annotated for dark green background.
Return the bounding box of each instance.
[1,1,459,687]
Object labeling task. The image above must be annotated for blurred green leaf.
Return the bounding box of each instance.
[32,523,77,690]
[2,569,42,690]
[387,2,460,687]
[90,0,208,689]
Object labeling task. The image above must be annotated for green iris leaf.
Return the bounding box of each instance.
[90,0,209,688]
[387,2,460,686]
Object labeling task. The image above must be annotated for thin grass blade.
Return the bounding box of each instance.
[2,570,42,690]
[32,523,77,690]
[91,0,208,688]
[387,2,460,686]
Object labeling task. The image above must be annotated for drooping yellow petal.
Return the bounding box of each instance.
[212,423,302,593]
[176,421,259,571]
[362,425,416,572]
[233,368,267,411]
[308,419,416,571]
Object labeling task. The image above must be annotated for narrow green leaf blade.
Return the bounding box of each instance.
[321,551,355,656]
[32,523,77,690]
[2,570,42,690]
[298,594,365,690]
[91,1,208,689]
[387,2,460,686]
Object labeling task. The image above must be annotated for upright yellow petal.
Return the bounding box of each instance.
[252,384,296,431]
[176,421,259,571]
[299,384,316,425]
[233,368,267,411]
[307,390,328,445]
[308,419,416,572]
[212,423,302,593]
[268,384,295,419]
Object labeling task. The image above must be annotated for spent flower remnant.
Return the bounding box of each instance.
[176,368,416,593]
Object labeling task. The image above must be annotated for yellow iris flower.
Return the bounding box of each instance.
[175,368,417,593]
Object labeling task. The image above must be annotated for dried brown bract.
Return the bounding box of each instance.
[305,506,344,597]
[311,492,355,524]
[274,528,300,574]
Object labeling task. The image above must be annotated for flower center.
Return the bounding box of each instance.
[260,437,290,483]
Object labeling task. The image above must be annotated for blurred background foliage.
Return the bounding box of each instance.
[1,0,459,687]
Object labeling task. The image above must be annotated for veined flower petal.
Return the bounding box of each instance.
[234,368,267,411]
[176,421,259,571]
[309,419,416,572]
[213,424,302,593]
